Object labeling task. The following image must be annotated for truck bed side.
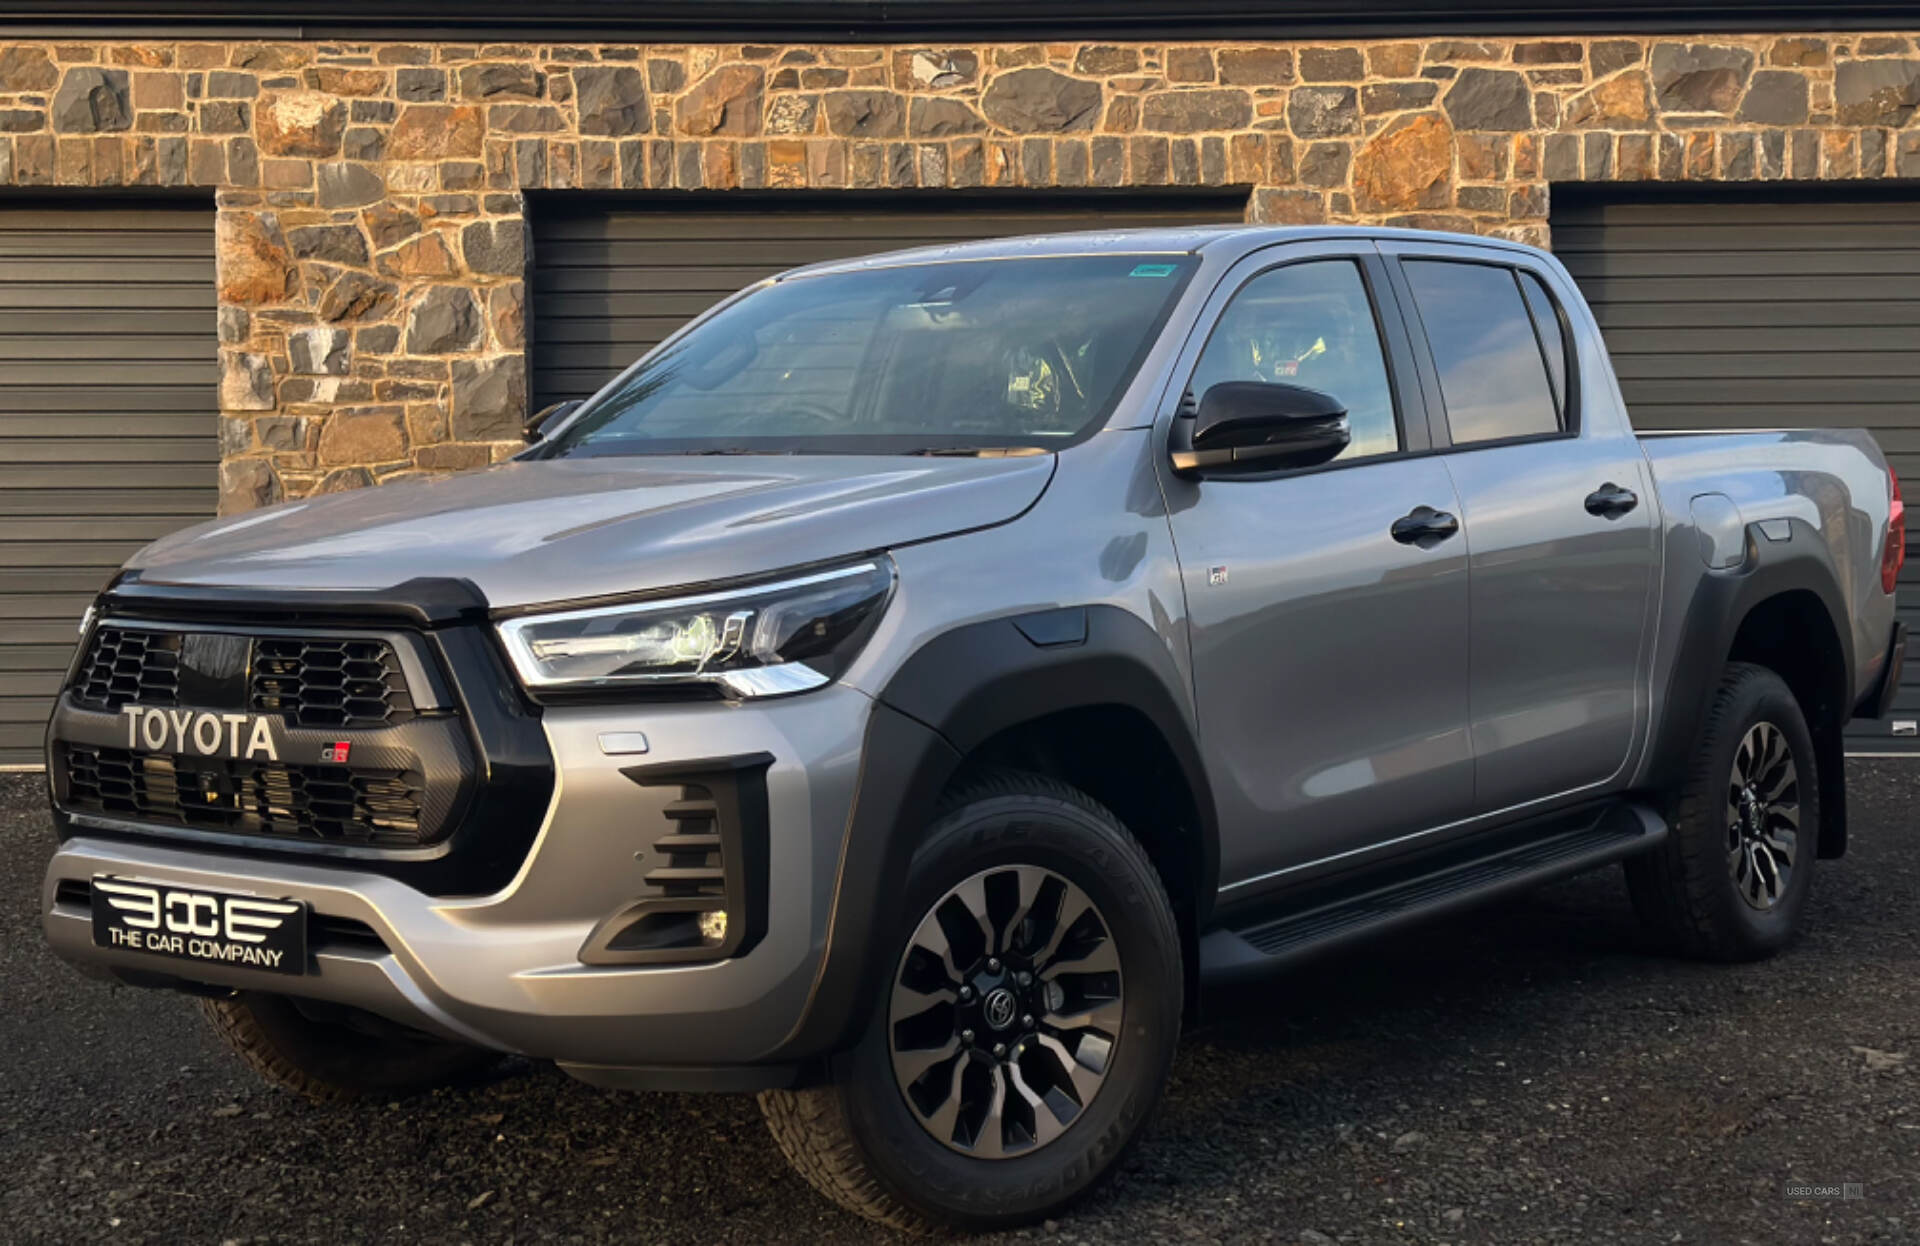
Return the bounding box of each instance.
[1635,427,1897,791]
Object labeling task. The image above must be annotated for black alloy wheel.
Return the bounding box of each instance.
[888,864,1123,1157]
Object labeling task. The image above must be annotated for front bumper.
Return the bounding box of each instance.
[43,685,874,1076]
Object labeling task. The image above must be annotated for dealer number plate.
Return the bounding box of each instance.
[90,875,307,976]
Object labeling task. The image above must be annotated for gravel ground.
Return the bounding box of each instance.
[4,763,1917,1245]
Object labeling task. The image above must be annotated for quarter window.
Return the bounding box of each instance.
[1404,260,1561,445]
[1189,259,1400,461]
[1518,271,1569,417]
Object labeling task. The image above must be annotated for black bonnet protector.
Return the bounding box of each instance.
[100,571,493,629]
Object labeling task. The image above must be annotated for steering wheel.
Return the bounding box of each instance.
[1019,339,1084,427]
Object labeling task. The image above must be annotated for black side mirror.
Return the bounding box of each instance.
[1171,381,1350,475]
[523,399,583,443]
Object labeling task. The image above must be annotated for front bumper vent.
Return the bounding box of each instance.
[644,789,727,900]
[580,753,772,966]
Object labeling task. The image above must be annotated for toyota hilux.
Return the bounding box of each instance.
[39,225,1906,1232]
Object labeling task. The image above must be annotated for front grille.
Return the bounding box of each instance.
[60,742,427,848]
[77,627,181,709]
[72,627,415,729]
[250,637,415,729]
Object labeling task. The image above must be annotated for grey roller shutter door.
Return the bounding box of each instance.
[530,195,1246,407]
[0,201,216,766]
[1552,192,1920,750]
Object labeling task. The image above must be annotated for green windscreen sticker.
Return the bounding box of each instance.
[1129,262,1178,277]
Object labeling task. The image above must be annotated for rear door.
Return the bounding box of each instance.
[1163,241,1475,891]
[1382,239,1657,812]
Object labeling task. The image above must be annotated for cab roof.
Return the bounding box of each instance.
[781,223,1543,279]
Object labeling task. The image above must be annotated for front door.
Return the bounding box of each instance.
[1161,248,1476,891]
[1387,244,1658,811]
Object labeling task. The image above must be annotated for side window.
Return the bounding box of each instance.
[1518,270,1569,417]
[1403,260,1560,445]
[1189,259,1399,461]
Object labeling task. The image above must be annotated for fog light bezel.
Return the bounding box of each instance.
[578,752,772,967]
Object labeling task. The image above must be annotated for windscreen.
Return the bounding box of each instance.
[533,254,1196,457]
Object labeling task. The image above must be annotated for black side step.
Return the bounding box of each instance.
[1199,801,1667,985]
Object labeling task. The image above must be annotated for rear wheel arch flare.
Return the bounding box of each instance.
[1725,586,1851,859]
[1727,588,1850,729]
[1648,532,1854,857]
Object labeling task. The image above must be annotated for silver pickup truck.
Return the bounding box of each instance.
[38,225,1905,1233]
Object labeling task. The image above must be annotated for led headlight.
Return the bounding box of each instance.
[496,559,894,698]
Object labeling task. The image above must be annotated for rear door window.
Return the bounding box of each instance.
[1403,260,1561,445]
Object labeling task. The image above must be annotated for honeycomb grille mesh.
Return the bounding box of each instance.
[250,637,416,729]
[60,742,427,848]
[76,628,181,710]
[71,628,415,730]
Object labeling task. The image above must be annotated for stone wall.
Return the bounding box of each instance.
[0,33,1914,510]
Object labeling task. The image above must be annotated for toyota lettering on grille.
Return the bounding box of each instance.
[119,705,280,761]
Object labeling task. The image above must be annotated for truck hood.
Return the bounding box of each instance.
[128,454,1056,609]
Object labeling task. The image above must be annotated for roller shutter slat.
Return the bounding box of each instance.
[0,413,215,437]
[0,386,214,413]
[0,643,78,671]
[0,670,64,698]
[2,437,219,463]
[0,462,215,487]
[0,336,215,362]
[0,285,211,311]
[1593,301,1919,330]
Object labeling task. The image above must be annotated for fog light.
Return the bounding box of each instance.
[698,909,728,943]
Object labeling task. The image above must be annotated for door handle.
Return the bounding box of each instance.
[1390,505,1461,549]
[1585,482,1639,519]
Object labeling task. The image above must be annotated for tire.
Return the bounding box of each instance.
[1626,661,1820,961]
[758,771,1183,1234]
[201,992,501,1103]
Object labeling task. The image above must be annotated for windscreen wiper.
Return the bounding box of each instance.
[903,446,1049,457]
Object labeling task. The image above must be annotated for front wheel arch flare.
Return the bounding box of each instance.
[770,606,1215,1066]
[876,605,1220,914]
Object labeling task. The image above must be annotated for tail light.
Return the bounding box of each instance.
[1882,465,1905,595]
